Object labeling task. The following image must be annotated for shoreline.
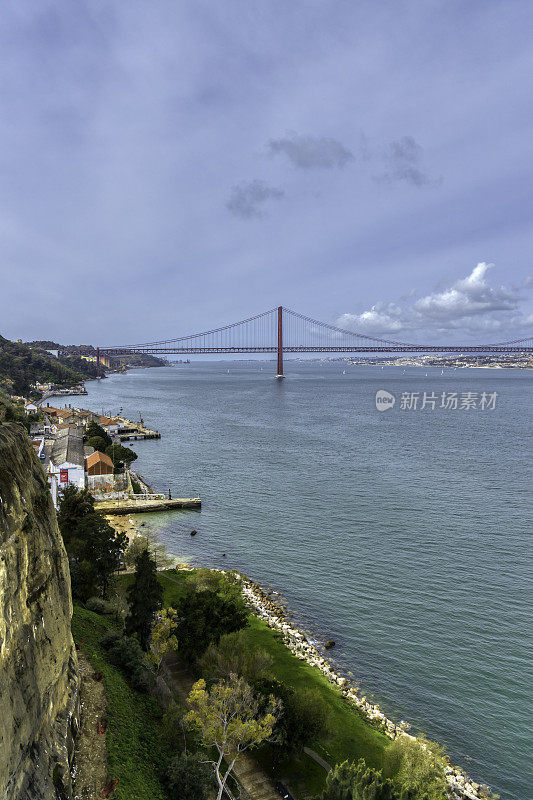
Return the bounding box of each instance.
[80,376,501,800]
[231,572,495,800]
[118,516,495,800]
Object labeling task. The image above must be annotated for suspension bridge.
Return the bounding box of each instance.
[96,306,533,377]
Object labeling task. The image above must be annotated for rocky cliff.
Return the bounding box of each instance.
[0,415,79,800]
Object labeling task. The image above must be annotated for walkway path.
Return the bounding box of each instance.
[162,652,280,800]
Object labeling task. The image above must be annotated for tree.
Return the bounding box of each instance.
[87,435,109,452]
[253,678,329,756]
[177,586,248,663]
[383,736,448,800]
[57,486,126,600]
[86,421,112,446]
[166,752,212,800]
[77,513,126,596]
[148,607,180,671]
[105,443,138,470]
[125,530,175,569]
[125,549,163,650]
[184,674,280,800]
[321,759,398,800]
[199,630,273,684]
[57,485,95,546]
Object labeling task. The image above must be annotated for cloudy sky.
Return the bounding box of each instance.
[1,1,532,345]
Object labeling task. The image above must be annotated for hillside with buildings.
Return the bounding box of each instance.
[27,340,168,369]
[0,335,92,397]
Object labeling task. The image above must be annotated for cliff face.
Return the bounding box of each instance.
[0,420,79,800]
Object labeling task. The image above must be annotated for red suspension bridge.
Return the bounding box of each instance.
[96,306,533,377]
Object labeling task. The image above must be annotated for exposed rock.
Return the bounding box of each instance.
[324,639,335,649]
[0,420,79,800]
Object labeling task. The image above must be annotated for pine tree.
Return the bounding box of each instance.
[125,549,163,650]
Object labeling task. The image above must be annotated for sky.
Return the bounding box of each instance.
[1,0,532,346]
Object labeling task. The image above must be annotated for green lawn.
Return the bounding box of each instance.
[71,604,172,800]
[117,567,189,607]
[243,615,388,796]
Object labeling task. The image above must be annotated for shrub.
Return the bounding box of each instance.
[254,677,329,755]
[383,735,448,800]
[131,663,155,693]
[86,596,112,614]
[108,635,145,672]
[320,759,398,800]
[199,630,273,684]
[100,630,121,650]
[166,752,211,800]
[107,634,155,693]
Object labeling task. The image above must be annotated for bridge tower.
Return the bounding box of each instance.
[276,306,284,378]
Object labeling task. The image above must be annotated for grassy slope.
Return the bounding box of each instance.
[244,614,388,795]
[71,604,172,800]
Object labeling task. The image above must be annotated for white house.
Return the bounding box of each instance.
[24,401,39,413]
[46,428,86,491]
[99,417,120,437]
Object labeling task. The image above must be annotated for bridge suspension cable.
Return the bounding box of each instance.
[96,305,533,378]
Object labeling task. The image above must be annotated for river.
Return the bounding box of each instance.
[75,361,531,799]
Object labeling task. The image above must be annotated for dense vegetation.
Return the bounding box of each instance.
[71,605,172,800]
[0,390,39,430]
[85,421,137,469]
[57,486,127,600]
[71,555,449,800]
[0,334,92,396]
[28,340,167,368]
[0,334,166,399]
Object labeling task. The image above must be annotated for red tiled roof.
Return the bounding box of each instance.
[86,451,113,470]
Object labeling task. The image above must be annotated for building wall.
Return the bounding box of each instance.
[87,474,114,490]
[49,462,85,491]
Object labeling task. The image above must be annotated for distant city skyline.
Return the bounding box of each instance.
[1,2,532,344]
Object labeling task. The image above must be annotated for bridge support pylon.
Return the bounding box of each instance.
[276,306,284,378]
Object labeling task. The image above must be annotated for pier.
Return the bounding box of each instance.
[94,494,201,515]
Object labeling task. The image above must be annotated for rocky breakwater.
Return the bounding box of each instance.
[237,574,495,800]
[0,411,79,800]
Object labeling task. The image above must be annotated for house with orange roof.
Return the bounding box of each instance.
[86,450,114,489]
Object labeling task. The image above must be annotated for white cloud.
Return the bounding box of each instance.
[414,262,519,320]
[337,303,405,335]
[337,263,532,341]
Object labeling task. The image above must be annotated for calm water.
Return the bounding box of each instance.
[77,362,531,799]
